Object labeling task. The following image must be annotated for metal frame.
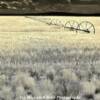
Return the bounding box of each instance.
[49,20,95,34]
[26,17,95,34]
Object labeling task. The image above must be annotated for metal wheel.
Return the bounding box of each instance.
[56,20,62,26]
[78,21,95,34]
[65,20,79,32]
[50,19,57,25]
[45,18,52,25]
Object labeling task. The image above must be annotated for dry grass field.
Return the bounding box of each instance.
[0,16,100,100]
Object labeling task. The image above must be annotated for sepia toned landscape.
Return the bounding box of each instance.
[0,16,100,100]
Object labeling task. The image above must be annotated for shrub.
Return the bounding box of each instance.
[66,80,81,96]
[38,79,55,96]
[15,85,26,100]
[81,81,96,96]
[46,68,56,81]
[55,69,80,96]
[91,76,100,94]
[61,69,78,81]
[12,71,41,97]
[0,86,13,100]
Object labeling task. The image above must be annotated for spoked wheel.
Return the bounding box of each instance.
[64,20,79,32]
[47,19,53,25]
[56,20,62,26]
[50,19,58,25]
[45,18,52,25]
[78,21,95,34]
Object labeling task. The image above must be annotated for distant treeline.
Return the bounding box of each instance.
[1,0,100,4]
[32,0,100,4]
[32,0,70,3]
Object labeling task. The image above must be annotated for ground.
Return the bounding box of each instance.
[0,16,100,100]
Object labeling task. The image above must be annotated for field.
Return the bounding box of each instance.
[0,16,100,100]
